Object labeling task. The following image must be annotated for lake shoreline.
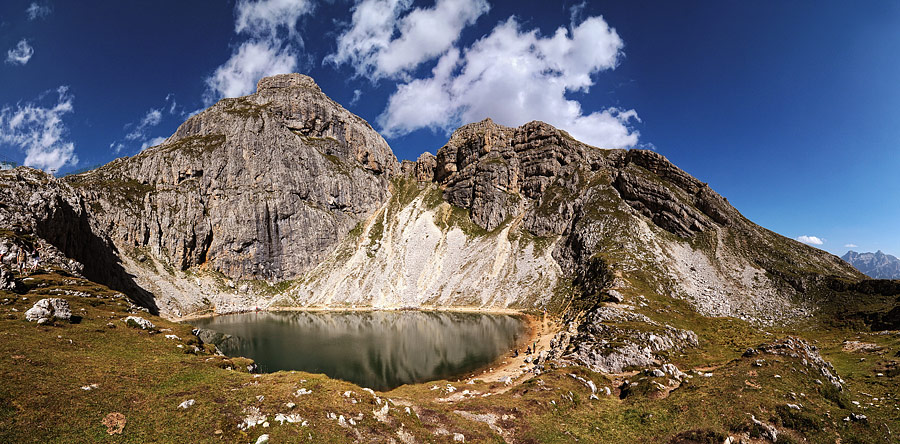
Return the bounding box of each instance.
[172,305,534,323]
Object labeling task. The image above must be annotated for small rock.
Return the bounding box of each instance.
[178,399,195,409]
[255,434,269,444]
[453,432,466,442]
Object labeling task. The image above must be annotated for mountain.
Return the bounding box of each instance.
[0,73,893,328]
[843,250,900,279]
[2,73,899,443]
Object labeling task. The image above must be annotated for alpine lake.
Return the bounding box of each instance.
[190,311,527,391]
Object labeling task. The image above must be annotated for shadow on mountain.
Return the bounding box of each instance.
[34,198,159,315]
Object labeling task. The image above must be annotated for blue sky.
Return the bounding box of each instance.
[0,1,898,257]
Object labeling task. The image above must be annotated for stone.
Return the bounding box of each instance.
[255,434,269,444]
[24,298,71,323]
[122,316,155,330]
[178,399,195,409]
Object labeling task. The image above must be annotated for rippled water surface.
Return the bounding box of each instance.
[191,311,526,390]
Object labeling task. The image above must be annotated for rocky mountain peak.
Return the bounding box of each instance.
[255,73,320,93]
[55,74,400,315]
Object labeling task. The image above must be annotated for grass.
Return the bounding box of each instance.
[7,153,900,442]
[2,269,897,443]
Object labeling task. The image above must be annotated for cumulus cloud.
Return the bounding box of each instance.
[0,86,78,172]
[378,16,640,148]
[235,0,312,38]
[797,235,825,246]
[26,2,51,20]
[844,243,858,248]
[328,0,490,79]
[6,39,34,65]
[206,40,298,100]
[205,0,312,102]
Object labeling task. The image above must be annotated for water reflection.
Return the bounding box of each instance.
[191,311,525,390]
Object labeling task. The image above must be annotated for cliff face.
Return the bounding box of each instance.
[63,75,395,310]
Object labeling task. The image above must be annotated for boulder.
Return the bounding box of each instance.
[122,316,155,330]
[24,298,72,323]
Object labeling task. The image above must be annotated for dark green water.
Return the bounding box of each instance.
[191,311,526,390]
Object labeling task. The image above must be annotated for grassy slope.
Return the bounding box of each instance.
[2,269,898,443]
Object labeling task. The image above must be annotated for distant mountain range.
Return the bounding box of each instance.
[842,250,900,279]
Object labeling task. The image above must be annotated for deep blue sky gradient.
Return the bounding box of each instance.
[1,1,897,256]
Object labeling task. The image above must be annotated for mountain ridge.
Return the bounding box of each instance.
[0,72,895,343]
[842,249,900,279]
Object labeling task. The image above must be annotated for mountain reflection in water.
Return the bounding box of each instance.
[191,311,525,390]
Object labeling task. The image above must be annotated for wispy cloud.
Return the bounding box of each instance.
[125,109,163,141]
[6,39,34,65]
[0,86,78,172]
[26,2,52,20]
[844,243,858,248]
[797,235,825,246]
[377,15,639,149]
[205,0,313,103]
[349,89,363,106]
[141,136,168,151]
[111,95,178,154]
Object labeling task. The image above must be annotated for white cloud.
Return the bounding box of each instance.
[235,0,312,38]
[6,39,34,65]
[26,2,51,20]
[165,93,179,115]
[141,136,168,151]
[378,16,640,149]
[328,0,489,80]
[125,108,163,140]
[206,40,299,100]
[797,235,825,246]
[844,243,858,248]
[350,89,363,106]
[0,86,78,172]
[205,0,313,103]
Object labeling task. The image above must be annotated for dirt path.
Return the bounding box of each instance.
[466,312,558,388]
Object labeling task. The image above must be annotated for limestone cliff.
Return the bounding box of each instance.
[61,74,397,315]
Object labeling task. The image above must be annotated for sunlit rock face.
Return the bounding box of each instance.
[70,73,397,284]
[192,311,525,390]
